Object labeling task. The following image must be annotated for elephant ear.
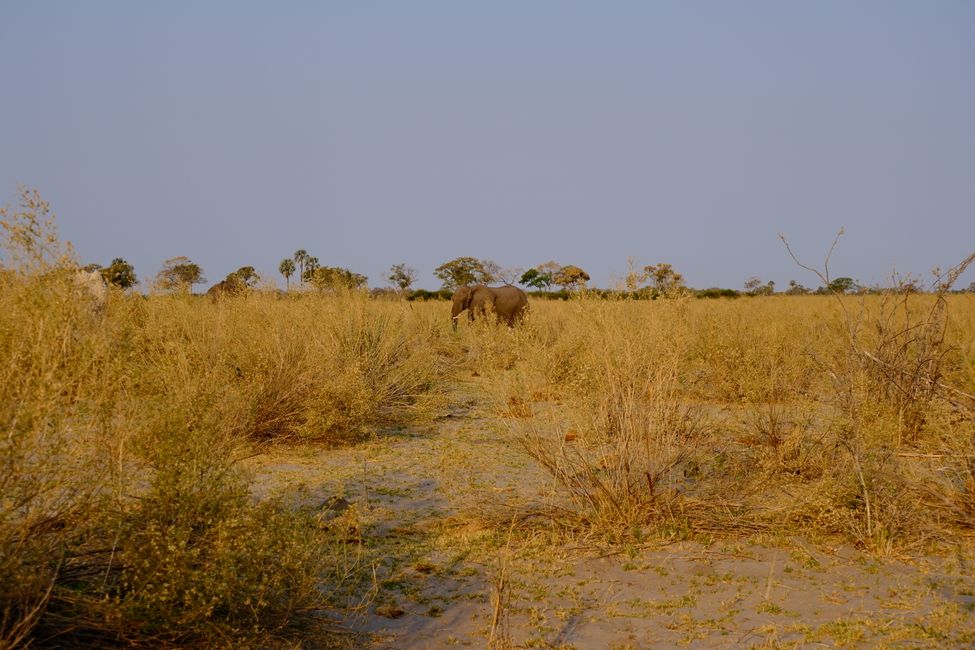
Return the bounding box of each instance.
[461,286,474,309]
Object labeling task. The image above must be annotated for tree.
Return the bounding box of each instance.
[826,277,857,294]
[624,257,645,292]
[498,266,524,286]
[553,265,590,291]
[433,257,499,290]
[156,256,205,292]
[785,280,809,295]
[308,266,368,291]
[480,259,501,284]
[293,249,309,288]
[279,258,296,290]
[102,257,137,289]
[230,265,259,289]
[302,256,320,283]
[537,260,562,280]
[519,268,552,291]
[644,263,686,297]
[521,261,561,291]
[743,277,774,296]
[386,263,417,293]
[743,276,762,294]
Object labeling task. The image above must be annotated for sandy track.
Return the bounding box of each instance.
[246,388,975,649]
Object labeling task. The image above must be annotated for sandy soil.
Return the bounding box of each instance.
[244,392,975,649]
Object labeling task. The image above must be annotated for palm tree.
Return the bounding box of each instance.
[293,249,308,288]
[279,258,296,290]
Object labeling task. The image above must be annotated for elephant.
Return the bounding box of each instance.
[451,285,529,330]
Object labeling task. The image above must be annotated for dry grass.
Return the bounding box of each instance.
[0,192,450,646]
[2,191,974,645]
[466,292,975,554]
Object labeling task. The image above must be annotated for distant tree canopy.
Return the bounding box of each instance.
[643,263,686,297]
[518,266,562,291]
[520,262,589,292]
[786,280,809,295]
[279,258,296,289]
[497,266,524,285]
[519,267,552,291]
[553,265,590,290]
[156,256,205,292]
[293,249,308,285]
[229,265,259,289]
[387,263,417,292]
[302,256,321,283]
[308,265,368,291]
[744,276,774,296]
[826,277,857,294]
[101,257,137,289]
[433,257,499,290]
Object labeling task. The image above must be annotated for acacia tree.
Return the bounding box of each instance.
[433,257,499,290]
[101,257,137,289]
[553,265,590,291]
[644,263,686,297]
[156,256,205,293]
[826,277,857,294]
[386,263,417,293]
[519,268,551,291]
[279,258,296,290]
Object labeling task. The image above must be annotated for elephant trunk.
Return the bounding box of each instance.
[450,300,465,330]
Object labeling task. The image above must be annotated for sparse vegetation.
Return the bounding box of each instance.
[3,190,974,646]
[0,190,446,646]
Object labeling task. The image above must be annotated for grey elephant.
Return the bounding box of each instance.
[451,285,529,329]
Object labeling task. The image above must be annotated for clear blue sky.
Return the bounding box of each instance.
[2,2,973,290]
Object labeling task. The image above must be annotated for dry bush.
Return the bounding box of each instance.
[133,291,448,446]
[478,288,975,553]
[0,192,112,646]
[773,242,975,551]
[485,299,748,542]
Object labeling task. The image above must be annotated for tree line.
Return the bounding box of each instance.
[79,253,975,297]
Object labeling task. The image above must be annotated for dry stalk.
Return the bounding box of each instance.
[487,521,515,650]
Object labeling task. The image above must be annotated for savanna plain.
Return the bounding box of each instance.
[3,210,975,649]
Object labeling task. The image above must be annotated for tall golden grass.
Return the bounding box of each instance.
[0,192,451,646]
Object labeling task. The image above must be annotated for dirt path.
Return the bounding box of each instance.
[246,387,975,649]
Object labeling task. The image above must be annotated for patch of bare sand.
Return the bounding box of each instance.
[244,396,975,649]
